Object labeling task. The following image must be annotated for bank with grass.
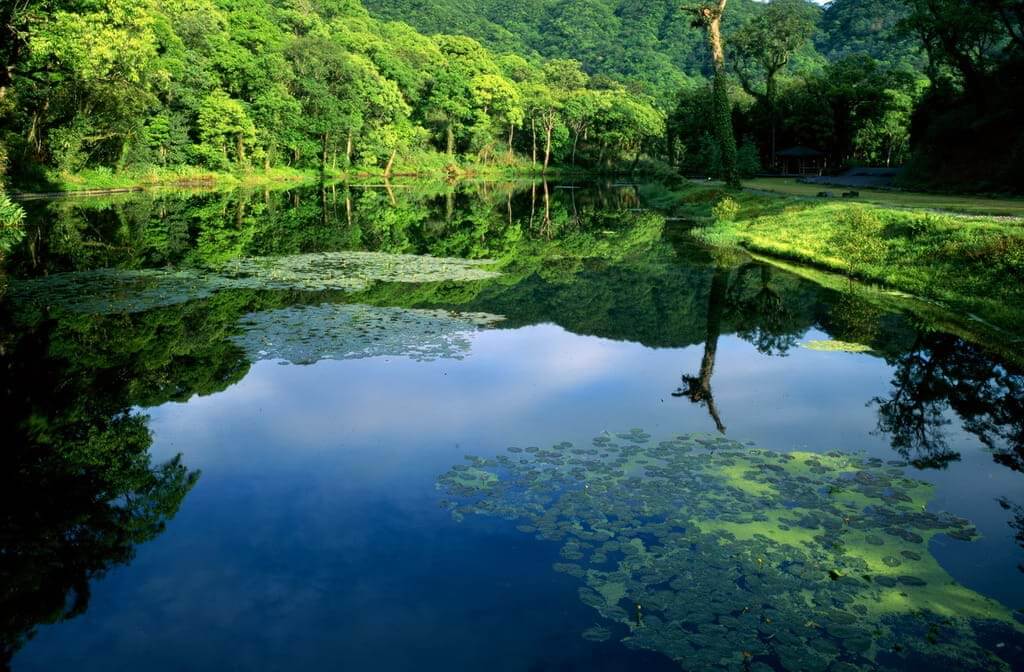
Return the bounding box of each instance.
[650,182,1024,337]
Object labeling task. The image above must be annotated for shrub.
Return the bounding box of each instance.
[712,196,741,222]
[829,206,888,274]
[0,189,26,255]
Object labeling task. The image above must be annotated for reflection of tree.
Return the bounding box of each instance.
[872,331,1024,471]
[674,260,813,432]
[675,267,729,433]
[0,416,198,666]
[825,286,884,346]
[873,335,959,469]
[997,498,1024,573]
[0,308,222,665]
[726,263,798,356]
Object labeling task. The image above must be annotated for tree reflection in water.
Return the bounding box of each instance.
[0,316,201,666]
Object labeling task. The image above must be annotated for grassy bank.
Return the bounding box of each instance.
[743,177,1024,217]
[650,182,1024,338]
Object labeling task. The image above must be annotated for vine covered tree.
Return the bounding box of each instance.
[684,0,739,186]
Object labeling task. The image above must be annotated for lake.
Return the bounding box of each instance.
[2,181,1022,671]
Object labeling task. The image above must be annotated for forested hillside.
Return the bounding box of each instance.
[364,0,1024,192]
[0,0,1021,205]
[0,0,665,192]
[364,0,769,100]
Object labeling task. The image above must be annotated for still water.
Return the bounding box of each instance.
[1,182,1022,671]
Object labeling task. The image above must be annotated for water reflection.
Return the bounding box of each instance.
[1,181,1023,669]
[872,331,1024,472]
[0,317,200,667]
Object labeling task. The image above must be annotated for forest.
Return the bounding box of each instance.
[0,0,1022,227]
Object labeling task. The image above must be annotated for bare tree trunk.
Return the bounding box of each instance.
[543,124,553,174]
[543,179,551,230]
[384,149,397,178]
[767,74,778,170]
[507,124,515,159]
[531,119,538,167]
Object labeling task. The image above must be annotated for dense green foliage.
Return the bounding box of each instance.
[363,0,767,101]
[362,0,1023,191]
[0,0,665,188]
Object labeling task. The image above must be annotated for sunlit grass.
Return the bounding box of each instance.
[743,177,1024,217]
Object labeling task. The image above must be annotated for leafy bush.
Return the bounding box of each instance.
[828,206,888,274]
[0,189,26,255]
[736,141,762,178]
[712,196,741,222]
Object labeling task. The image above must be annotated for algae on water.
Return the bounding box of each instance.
[9,251,500,315]
[232,304,504,364]
[801,339,874,353]
[438,431,1024,671]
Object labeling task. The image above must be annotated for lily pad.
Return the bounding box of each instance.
[801,339,873,353]
[438,431,1024,671]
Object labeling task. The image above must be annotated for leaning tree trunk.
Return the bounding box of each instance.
[383,149,397,178]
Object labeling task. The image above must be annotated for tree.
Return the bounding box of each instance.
[853,87,915,166]
[521,82,561,172]
[196,90,257,168]
[563,89,604,166]
[470,73,524,159]
[730,0,817,168]
[684,1,739,186]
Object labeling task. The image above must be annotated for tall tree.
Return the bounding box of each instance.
[731,0,817,168]
[684,1,739,186]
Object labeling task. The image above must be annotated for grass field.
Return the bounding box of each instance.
[743,177,1024,217]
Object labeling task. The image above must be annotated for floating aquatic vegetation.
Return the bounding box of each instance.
[231,304,504,364]
[801,339,874,353]
[7,268,222,315]
[438,432,1024,671]
[9,252,500,315]
[220,251,499,289]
